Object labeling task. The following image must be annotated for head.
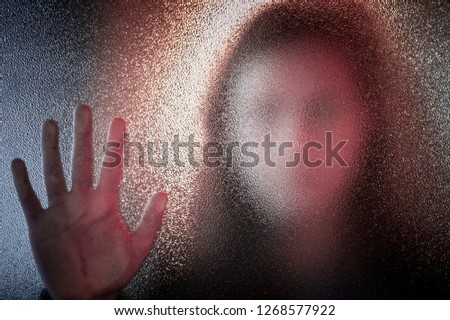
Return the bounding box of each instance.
[208,3,385,219]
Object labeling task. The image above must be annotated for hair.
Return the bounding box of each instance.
[206,2,387,144]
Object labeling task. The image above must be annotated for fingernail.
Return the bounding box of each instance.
[77,105,91,132]
[113,118,126,131]
[11,158,24,171]
[45,120,57,135]
[153,192,168,213]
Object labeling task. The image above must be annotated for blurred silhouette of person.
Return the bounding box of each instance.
[190,3,448,299]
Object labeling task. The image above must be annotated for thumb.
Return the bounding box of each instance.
[132,191,168,257]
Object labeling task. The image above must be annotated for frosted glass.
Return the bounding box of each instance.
[2,1,449,299]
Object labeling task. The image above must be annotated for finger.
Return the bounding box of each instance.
[97,118,125,193]
[132,192,167,256]
[42,120,67,205]
[11,159,43,225]
[71,105,93,191]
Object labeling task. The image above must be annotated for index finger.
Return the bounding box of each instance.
[97,118,126,193]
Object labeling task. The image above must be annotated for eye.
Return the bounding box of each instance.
[304,94,336,123]
[252,97,278,126]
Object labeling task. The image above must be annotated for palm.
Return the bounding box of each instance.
[11,105,167,299]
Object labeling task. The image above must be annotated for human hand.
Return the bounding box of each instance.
[11,105,167,299]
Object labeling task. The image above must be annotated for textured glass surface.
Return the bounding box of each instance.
[2,1,449,299]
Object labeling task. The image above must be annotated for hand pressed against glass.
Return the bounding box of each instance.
[11,105,167,299]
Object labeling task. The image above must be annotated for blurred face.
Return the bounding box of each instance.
[232,38,366,216]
